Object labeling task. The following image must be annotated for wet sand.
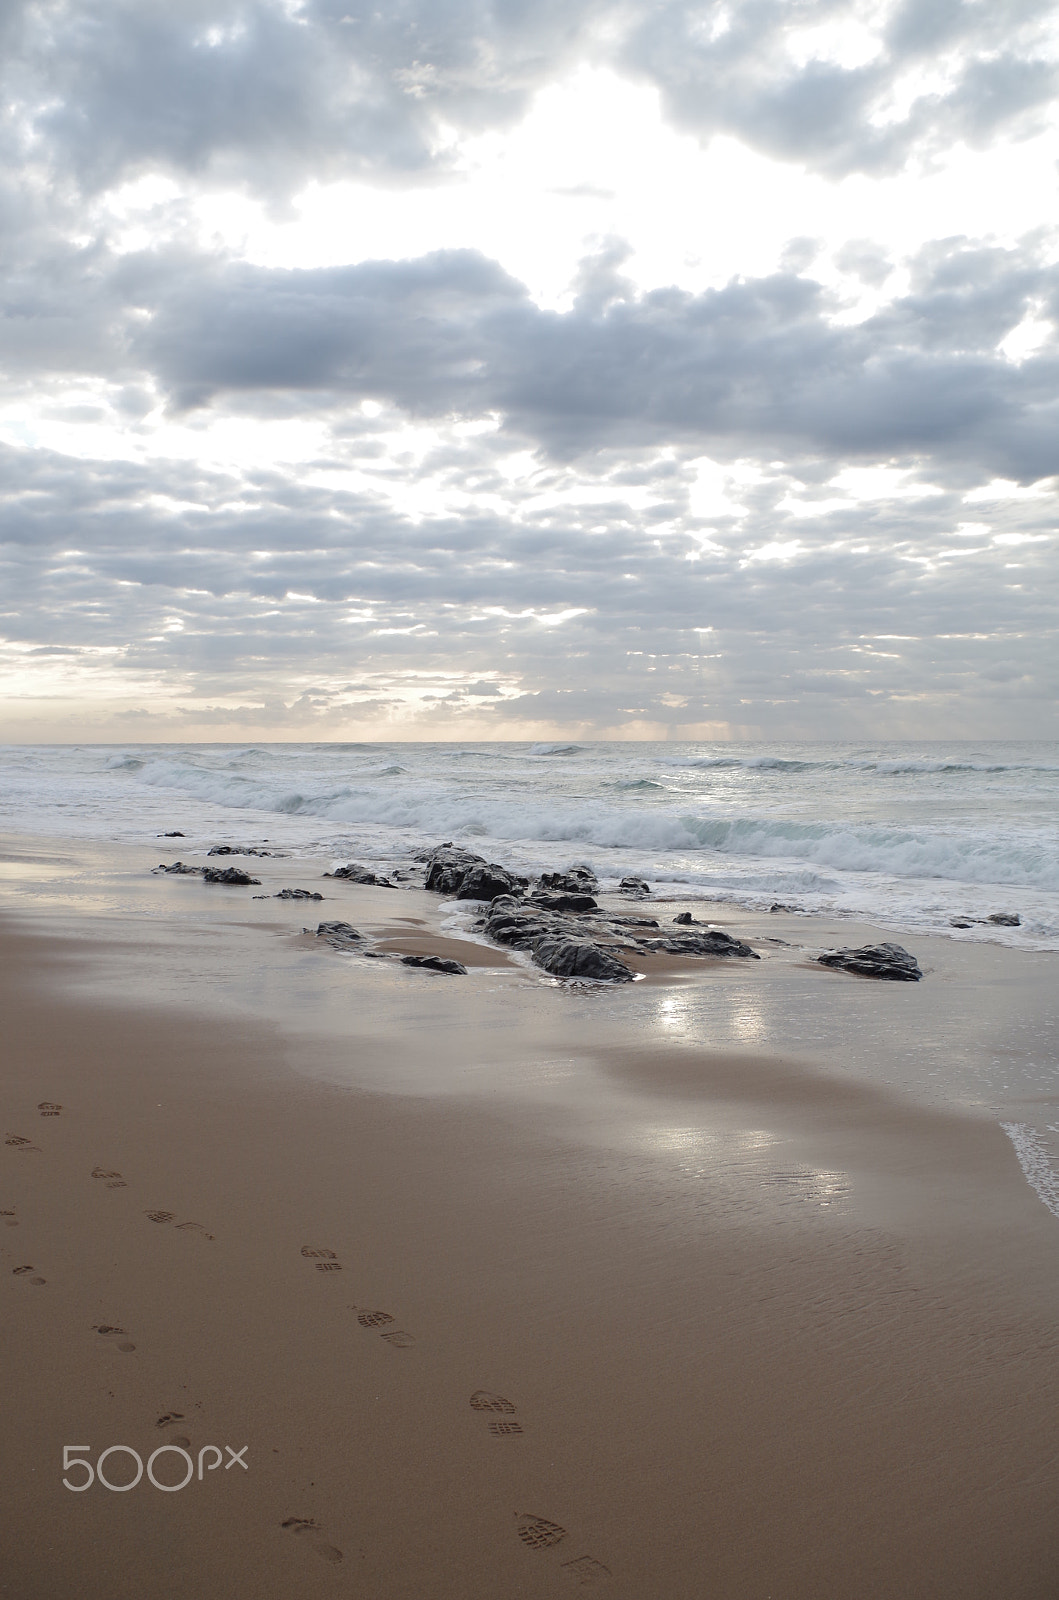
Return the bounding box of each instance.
[2,838,1059,1598]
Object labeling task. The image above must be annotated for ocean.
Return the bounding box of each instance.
[1,740,1057,949]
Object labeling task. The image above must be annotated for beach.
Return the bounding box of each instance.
[2,830,1058,1598]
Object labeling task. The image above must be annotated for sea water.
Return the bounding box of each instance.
[0,740,1056,949]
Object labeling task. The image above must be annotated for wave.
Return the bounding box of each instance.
[112,756,1059,892]
[529,742,584,756]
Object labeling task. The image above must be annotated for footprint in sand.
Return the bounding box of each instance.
[559,1556,612,1587]
[516,1514,568,1550]
[1,1208,17,1227]
[470,1390,517,1415]
[93,1323,136,1353]
[146,1210,175,1224]
[301,1246,342,1273]
[5,1134,41,1153]
[12,1264,46,1285]
[281,1517,343,1564]
[354,1308,416,1347]
[37,1102,62,1118]
[144,1212,215,1238]
[357,1310,394,1328]
[91,1166,127,1189]
[489,1420,524,1435]
[155,1413,192,1448]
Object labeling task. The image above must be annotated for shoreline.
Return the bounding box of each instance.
[2,830,1059,1595]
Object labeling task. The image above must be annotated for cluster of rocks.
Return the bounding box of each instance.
[253,888,324,901]
[207,845,280,857]
[816,943,922,981]
[153,861,262,885]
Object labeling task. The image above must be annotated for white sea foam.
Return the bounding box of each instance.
[1001,1124,1059,1220]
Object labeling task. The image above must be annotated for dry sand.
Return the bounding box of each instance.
[1,837,1058,1598]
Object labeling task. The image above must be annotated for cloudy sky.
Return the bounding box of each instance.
[1,0,1057,742]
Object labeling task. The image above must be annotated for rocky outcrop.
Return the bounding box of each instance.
[400,954,468,975]
[537,866,598,894]
[617,876,651,897]
[316,921,363,948]
[203,866,261,885]
[424,846,488,894]
[531,937,635,982]
[529,891,598,913]
[455,863,527,901]
[327,863,393,886]
[817,942,921,981]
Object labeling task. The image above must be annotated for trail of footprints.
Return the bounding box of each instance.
[91,1166,215,1239]
[294,1242,610,1585]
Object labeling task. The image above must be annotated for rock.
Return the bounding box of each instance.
[987,912,1020,927]
[202,867,261,885]
[274,889,324,901]
[316,921,363,948]
[817,943,922,981]
[159,831,185,837]
[672,912,694,924]
[455,863,527,901]
[641,930,759,959]
[607,914,659,928]
[400,954,468,975]
[207,845,276,857]
[769,902,802,913]
[529,891,598,913]
[327,863,394,886]
[537,866,598,894]
[154,861,202,875]
[617,876,651,897]
[424,846,487,894]
[531,936,636,983]
[949,918,974,929]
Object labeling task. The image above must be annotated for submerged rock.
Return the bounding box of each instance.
[207,845,277,857]
[987,912,1021,926]
[641,930,759,959]
[400,954,468,975]
[617,876,651,897]
[202,866,261,885]
[455,863,527,901]
[531,937,635,983]
[327,863,393,886]
[817,942,922,981]
[316,921,363,948]
[159,831,185,837]
[154,861,201,875]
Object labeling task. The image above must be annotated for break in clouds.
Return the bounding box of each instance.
[0,0,1057,739]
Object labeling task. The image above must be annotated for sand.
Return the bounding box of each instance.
[1,836,1058,1598]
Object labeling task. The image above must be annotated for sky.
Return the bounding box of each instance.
[1,0,1057,743]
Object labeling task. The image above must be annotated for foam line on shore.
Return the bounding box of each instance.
[1001,1122,1059,1220]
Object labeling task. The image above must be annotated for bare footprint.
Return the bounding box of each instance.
[37,1102,62,1117]
[560,1556,612,1587]
[156,1414,192,1447]
[5,1134,41,1153]
[93,1323,136,1353]
[516,1514,568,1551]
[0,1208,17,1227]
[91,1166,127,1189]
[301,1246,341,1272]
[470,1390,516,1414]
[12,1264,46,1285]
[281,1518,343,1563]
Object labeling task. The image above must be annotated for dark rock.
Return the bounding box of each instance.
[154,861,202,875]
[529,891,598,913]
[316,921,363,948]
[987,912,1020,927]
[531,936,635,983]
[617,876,651,897]
[327,863,393,886]
[275,889,324,901]
[769,902,802,913]
[207,845,278,857]
[202,867,261,885]
[817,942,922,981]
[607,914,659,928]
[159,831,185,837]
[424,846,487,894]
[641,930,759,959]
[537,866,598,894]
[949,918,974,929]
[673,912,694,924]
[455,863,527,901]
[400,954,468,975]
